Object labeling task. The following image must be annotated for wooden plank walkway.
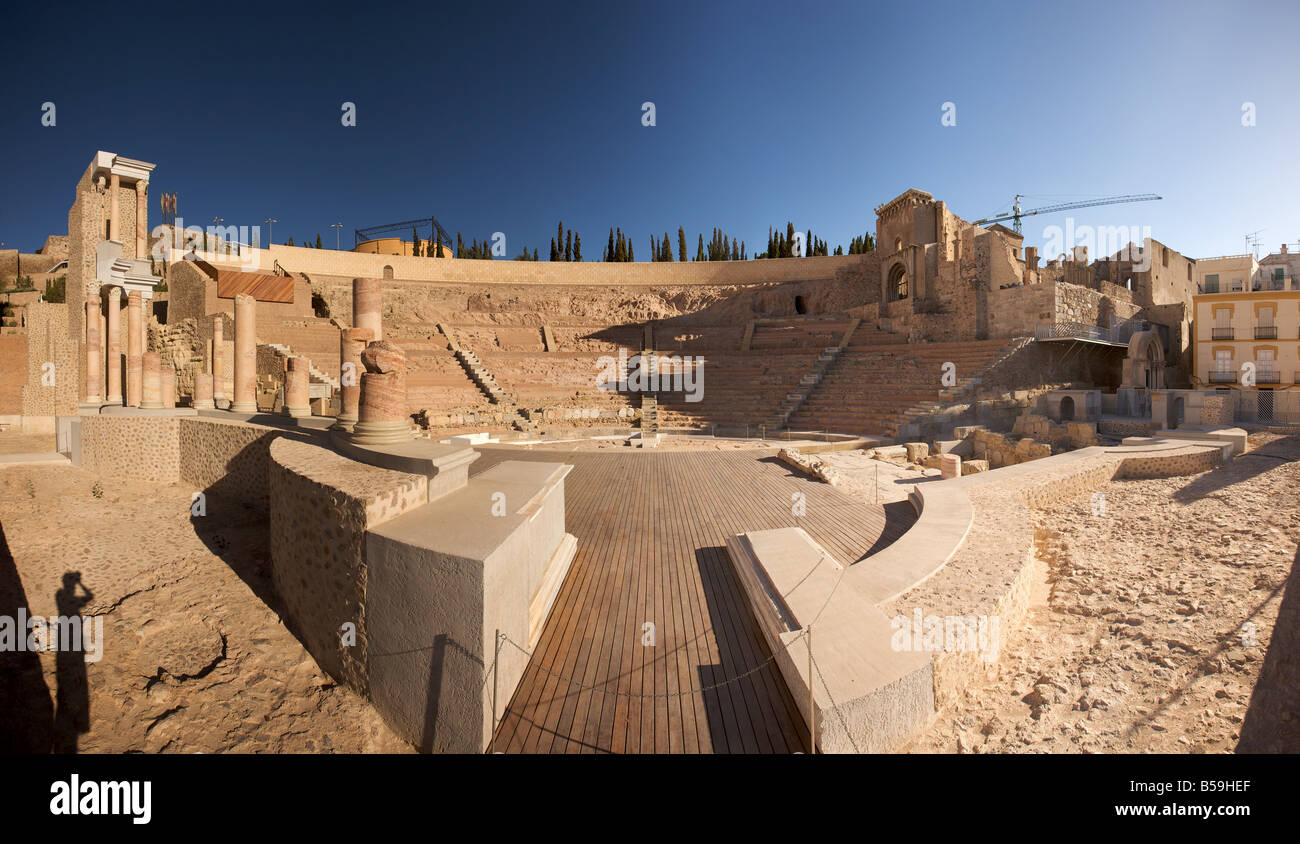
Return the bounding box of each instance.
[474,446,914,753]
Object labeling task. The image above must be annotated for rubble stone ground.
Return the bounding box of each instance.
[901,432,1300,753]
[0,453,411,753]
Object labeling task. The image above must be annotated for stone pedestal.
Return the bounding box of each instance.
[193,372,215,410]
[353,278,383,343]
[284,357,311,418]
[333,327,373,431]
[141,351,163,409]
[231,293,257,413]
[126,291,143,407]
[106,287,122,404]
[161,365,176,409]
[352,340,409,445]
[84,297,101,404]
[939,453,961,480]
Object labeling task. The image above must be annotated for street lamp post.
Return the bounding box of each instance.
[264,218,277,246]
[330,222,344,250]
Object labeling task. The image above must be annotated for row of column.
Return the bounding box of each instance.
[83,287,176,409]
[84,276,400,435]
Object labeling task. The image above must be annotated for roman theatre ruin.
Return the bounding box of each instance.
[1,150,1292,754]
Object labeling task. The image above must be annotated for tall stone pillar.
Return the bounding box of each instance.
[98,311,107,404]
[126,291,143,407]
[284,357,311,417]
[135,180,148,258]
[109,172,121,243]
[212,315,226,403]
[353,278,383,342]
[105,288,122,404]
[333,327,373,431]
[352,340,409,445]
[141,352,162,409]
[193,372,215,410]
[84,296,101,404]
[231,293,257,413]
[161,366,176,409]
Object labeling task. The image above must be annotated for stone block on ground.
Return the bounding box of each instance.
[960,459,989,475]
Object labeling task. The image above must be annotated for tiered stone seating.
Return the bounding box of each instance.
[266,316,342,381]
[748,317,857,351]
[655,351,821,432]
[390,335,497,417]
[786,339,1017,435]
[481,351,638,418]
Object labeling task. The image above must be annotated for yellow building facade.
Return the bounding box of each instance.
[1194,288,1300,390]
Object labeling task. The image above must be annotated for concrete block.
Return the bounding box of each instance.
[903,442,929,462]
[960,459,989,475]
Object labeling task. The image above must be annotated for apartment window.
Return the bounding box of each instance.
[1204,273,1219,293]
[1274,267,1285,280]
[1256,306,1276,339]
[1257,349,1278,382]
[1212,308,1233,340]
[1212,349,1234,382]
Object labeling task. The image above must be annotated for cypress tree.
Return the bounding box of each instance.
[678,227,687,262]
[650,235,657,262]
[696,233,704,262]
[628,241,634,262]
[573,234,582,262]
[565,230,573,262]
[607,228,616,262]
[550,237,558,261]
[436,230,444,258]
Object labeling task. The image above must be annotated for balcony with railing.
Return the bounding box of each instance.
[1255,324,1278,339]
[1211,326,1234,340]
[1209,369,1238,383]
[1256,366,1281,384]
[1252,275,1298,292]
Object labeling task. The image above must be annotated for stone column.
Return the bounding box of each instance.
[193,372,215,410]
[109,172,121,242]
[939,453,961,480]
[352,341,409,445]
[84,295,101,404]
[212,315,226,403]
[333,327,373,431]
[126,291,143,407]
[284,357,311,417]
[231,293,257,413]
[98,311,107,404]
[105,288,122,404]
[161,366,176,409]
[141,352,162,409]
[135,180,148,258]
[353,278,383,342]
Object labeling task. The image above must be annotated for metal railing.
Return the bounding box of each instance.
[1255,325,1278,339]
[1212,327,1234,340]
[1256,367,1281,384]
[1208,370,1238,383]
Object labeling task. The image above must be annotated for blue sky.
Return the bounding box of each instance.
[2,0,1297,260]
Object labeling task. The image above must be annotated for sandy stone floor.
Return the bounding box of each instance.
[0,463,411,754]
[0,431,56,455]
[904,432,1300,753]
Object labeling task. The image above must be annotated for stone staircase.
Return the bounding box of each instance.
[454,348,539,433]
[640,393,658,434]
[263,342,338,400]
[764,346,843,431]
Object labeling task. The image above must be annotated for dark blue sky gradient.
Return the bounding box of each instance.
[2,0,1297,259]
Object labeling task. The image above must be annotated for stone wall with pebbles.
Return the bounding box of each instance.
[267,437,428,694]
[81,415,181,483]
[178,418,291,513]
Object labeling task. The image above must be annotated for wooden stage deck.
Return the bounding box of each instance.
[473,446,915,753]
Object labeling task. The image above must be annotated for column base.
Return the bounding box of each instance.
[351,420,411,446]
[106,394,123,405]
[284,405,311,418]
[229,402,258,413]
[140,401,163,410]
[193,400,216,410]
[331,413,358,432]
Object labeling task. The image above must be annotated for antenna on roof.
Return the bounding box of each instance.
[1245,229,1264,259]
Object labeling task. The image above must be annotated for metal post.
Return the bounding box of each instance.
[807,626,815,754]
[492,629,501,741]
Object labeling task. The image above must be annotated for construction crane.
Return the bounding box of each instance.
[973,193,1162,234]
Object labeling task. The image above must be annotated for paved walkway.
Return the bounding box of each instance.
[473,446,915,753]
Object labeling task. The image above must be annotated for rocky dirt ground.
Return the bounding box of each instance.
[903,432,1300,753]
[0,462,411,754]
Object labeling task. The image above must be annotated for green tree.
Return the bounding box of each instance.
[573,234,582,262]
[565,230,573,262]
[678,227,687,262]
[696,233,704,262]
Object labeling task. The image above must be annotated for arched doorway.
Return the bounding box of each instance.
[794,295,807,315]
[1060,395,1075,421]
[888,262,908,301]
[382,265,394,279]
